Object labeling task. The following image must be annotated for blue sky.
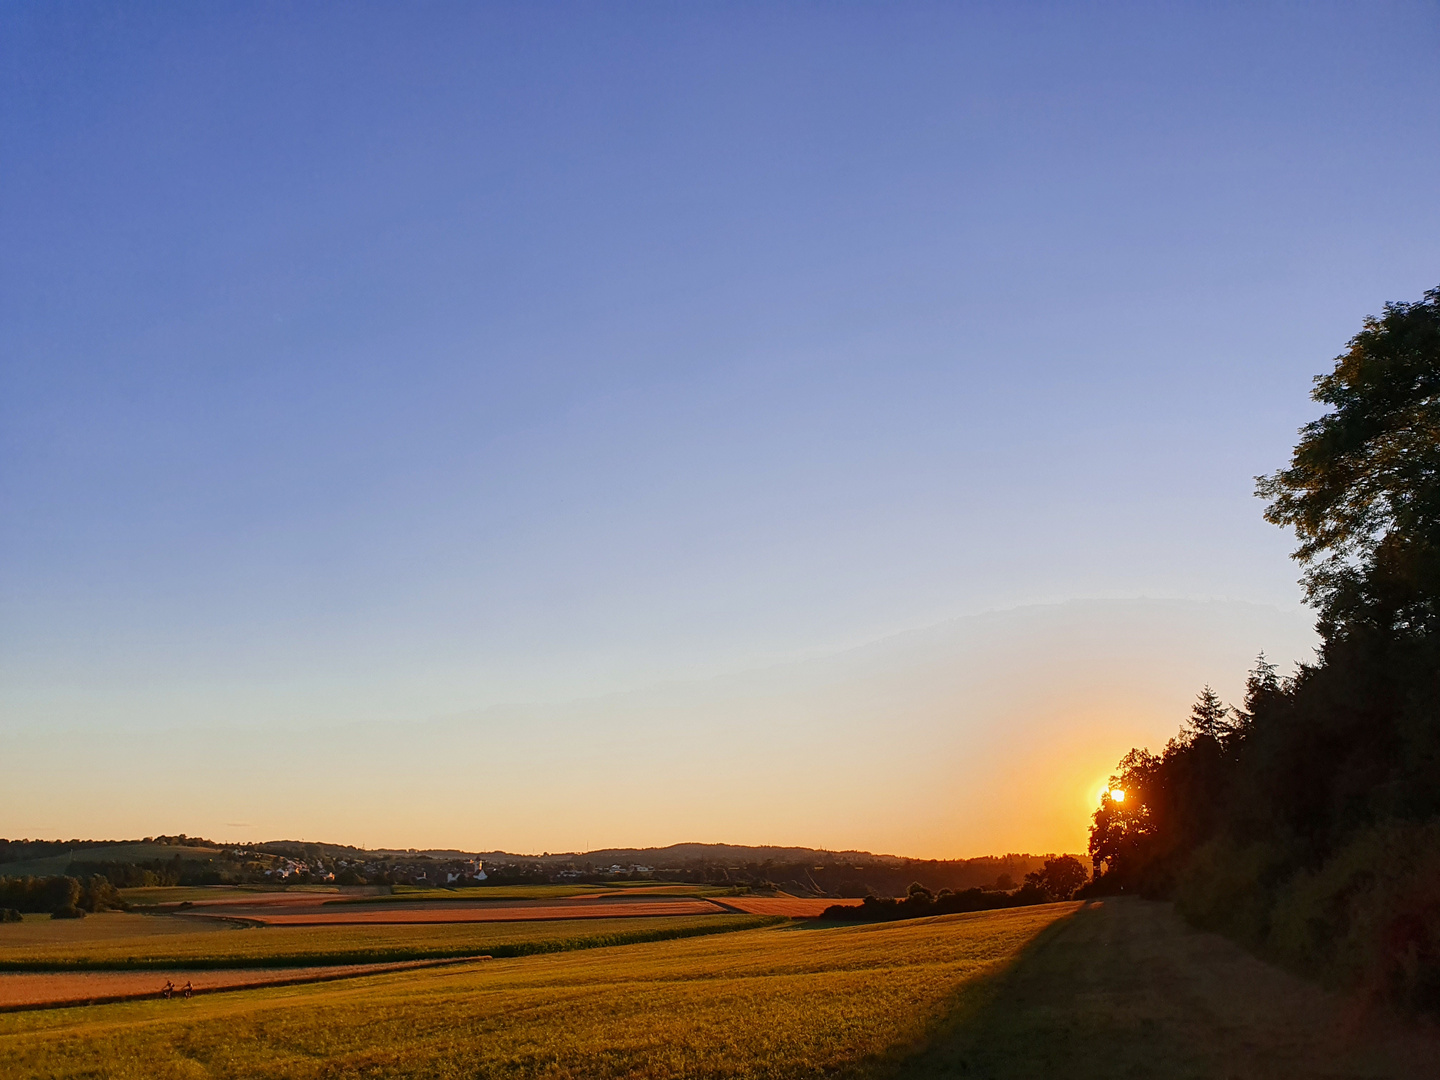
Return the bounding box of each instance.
[3,3,1439,846]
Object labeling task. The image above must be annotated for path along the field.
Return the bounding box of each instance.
[895,897,1439,1079]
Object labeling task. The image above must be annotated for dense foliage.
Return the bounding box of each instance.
[0,875,125,917]
[0,836,214,866]
[1090,287,1440,1009]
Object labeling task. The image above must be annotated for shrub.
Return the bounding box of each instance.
[78,874,125,912]
[1268,821,1440,1011]
[1175,838,1288,949]
[51,905,86,919]
[820,884,1042,922]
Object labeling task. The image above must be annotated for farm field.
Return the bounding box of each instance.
[138,886,778,927]
[124,889,339,909]
[713,896,861,917]
[240,898,729,925]
[120,887,323,906]
[120,885,392,906]
[357,884,616,903]
[0,903,1077,1079]
[1,899,1434,1078]
[0,957,479,1010]
[355,883,735,903]
[0,911,234,957]
[0,912,765,969]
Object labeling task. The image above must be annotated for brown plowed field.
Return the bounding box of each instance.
[226,899,729,926]
[711,897,863,917]
[0,956,487,1012]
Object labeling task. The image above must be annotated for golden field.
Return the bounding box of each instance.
[0,911,766,970]
[0,905,1075,1079]
[4,900,1432,1079]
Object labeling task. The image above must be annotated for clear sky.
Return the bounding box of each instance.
[3,3,1438,854]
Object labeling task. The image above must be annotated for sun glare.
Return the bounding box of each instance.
[1110,789,1125,802]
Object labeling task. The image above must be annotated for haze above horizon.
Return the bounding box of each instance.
[3,4,1438,855]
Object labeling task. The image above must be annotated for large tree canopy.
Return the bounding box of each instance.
[1258,287,1440,636]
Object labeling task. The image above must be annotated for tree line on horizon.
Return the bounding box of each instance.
[1088,286,1440,1011]
[820,855,1089,921]
[0,833,1066,899]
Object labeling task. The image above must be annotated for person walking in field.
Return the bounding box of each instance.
[183,980,192,1000]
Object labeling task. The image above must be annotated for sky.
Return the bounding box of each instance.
[3,3,1439,855]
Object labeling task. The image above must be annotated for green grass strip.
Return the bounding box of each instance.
[0,915,784,972]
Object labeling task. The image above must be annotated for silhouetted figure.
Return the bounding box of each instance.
[162,980,173,1000]
[183,980,192,1000]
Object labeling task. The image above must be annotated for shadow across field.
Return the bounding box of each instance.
[880,898,1438,1080]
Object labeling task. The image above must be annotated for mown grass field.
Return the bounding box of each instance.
[0,904,1076,1079]
[376,884,597,902]
[118,886,299,905]
[0,912,769,970]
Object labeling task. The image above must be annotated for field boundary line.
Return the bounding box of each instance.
[0,955,495,1014]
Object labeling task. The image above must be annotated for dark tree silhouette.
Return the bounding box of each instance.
[1257,286,1440,637]
[1184,685,1237,742]
[1090,286,1440,1011]
[1024,856,1088,901]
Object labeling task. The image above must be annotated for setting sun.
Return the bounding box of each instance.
[1110,789,1125,802]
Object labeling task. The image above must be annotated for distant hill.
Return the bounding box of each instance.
[486,844,1062,896]
[0,841,224,878]
[478,843,908,865]
[357,842,1062,869]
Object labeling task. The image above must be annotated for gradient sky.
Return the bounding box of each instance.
[3,3,1439,854]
